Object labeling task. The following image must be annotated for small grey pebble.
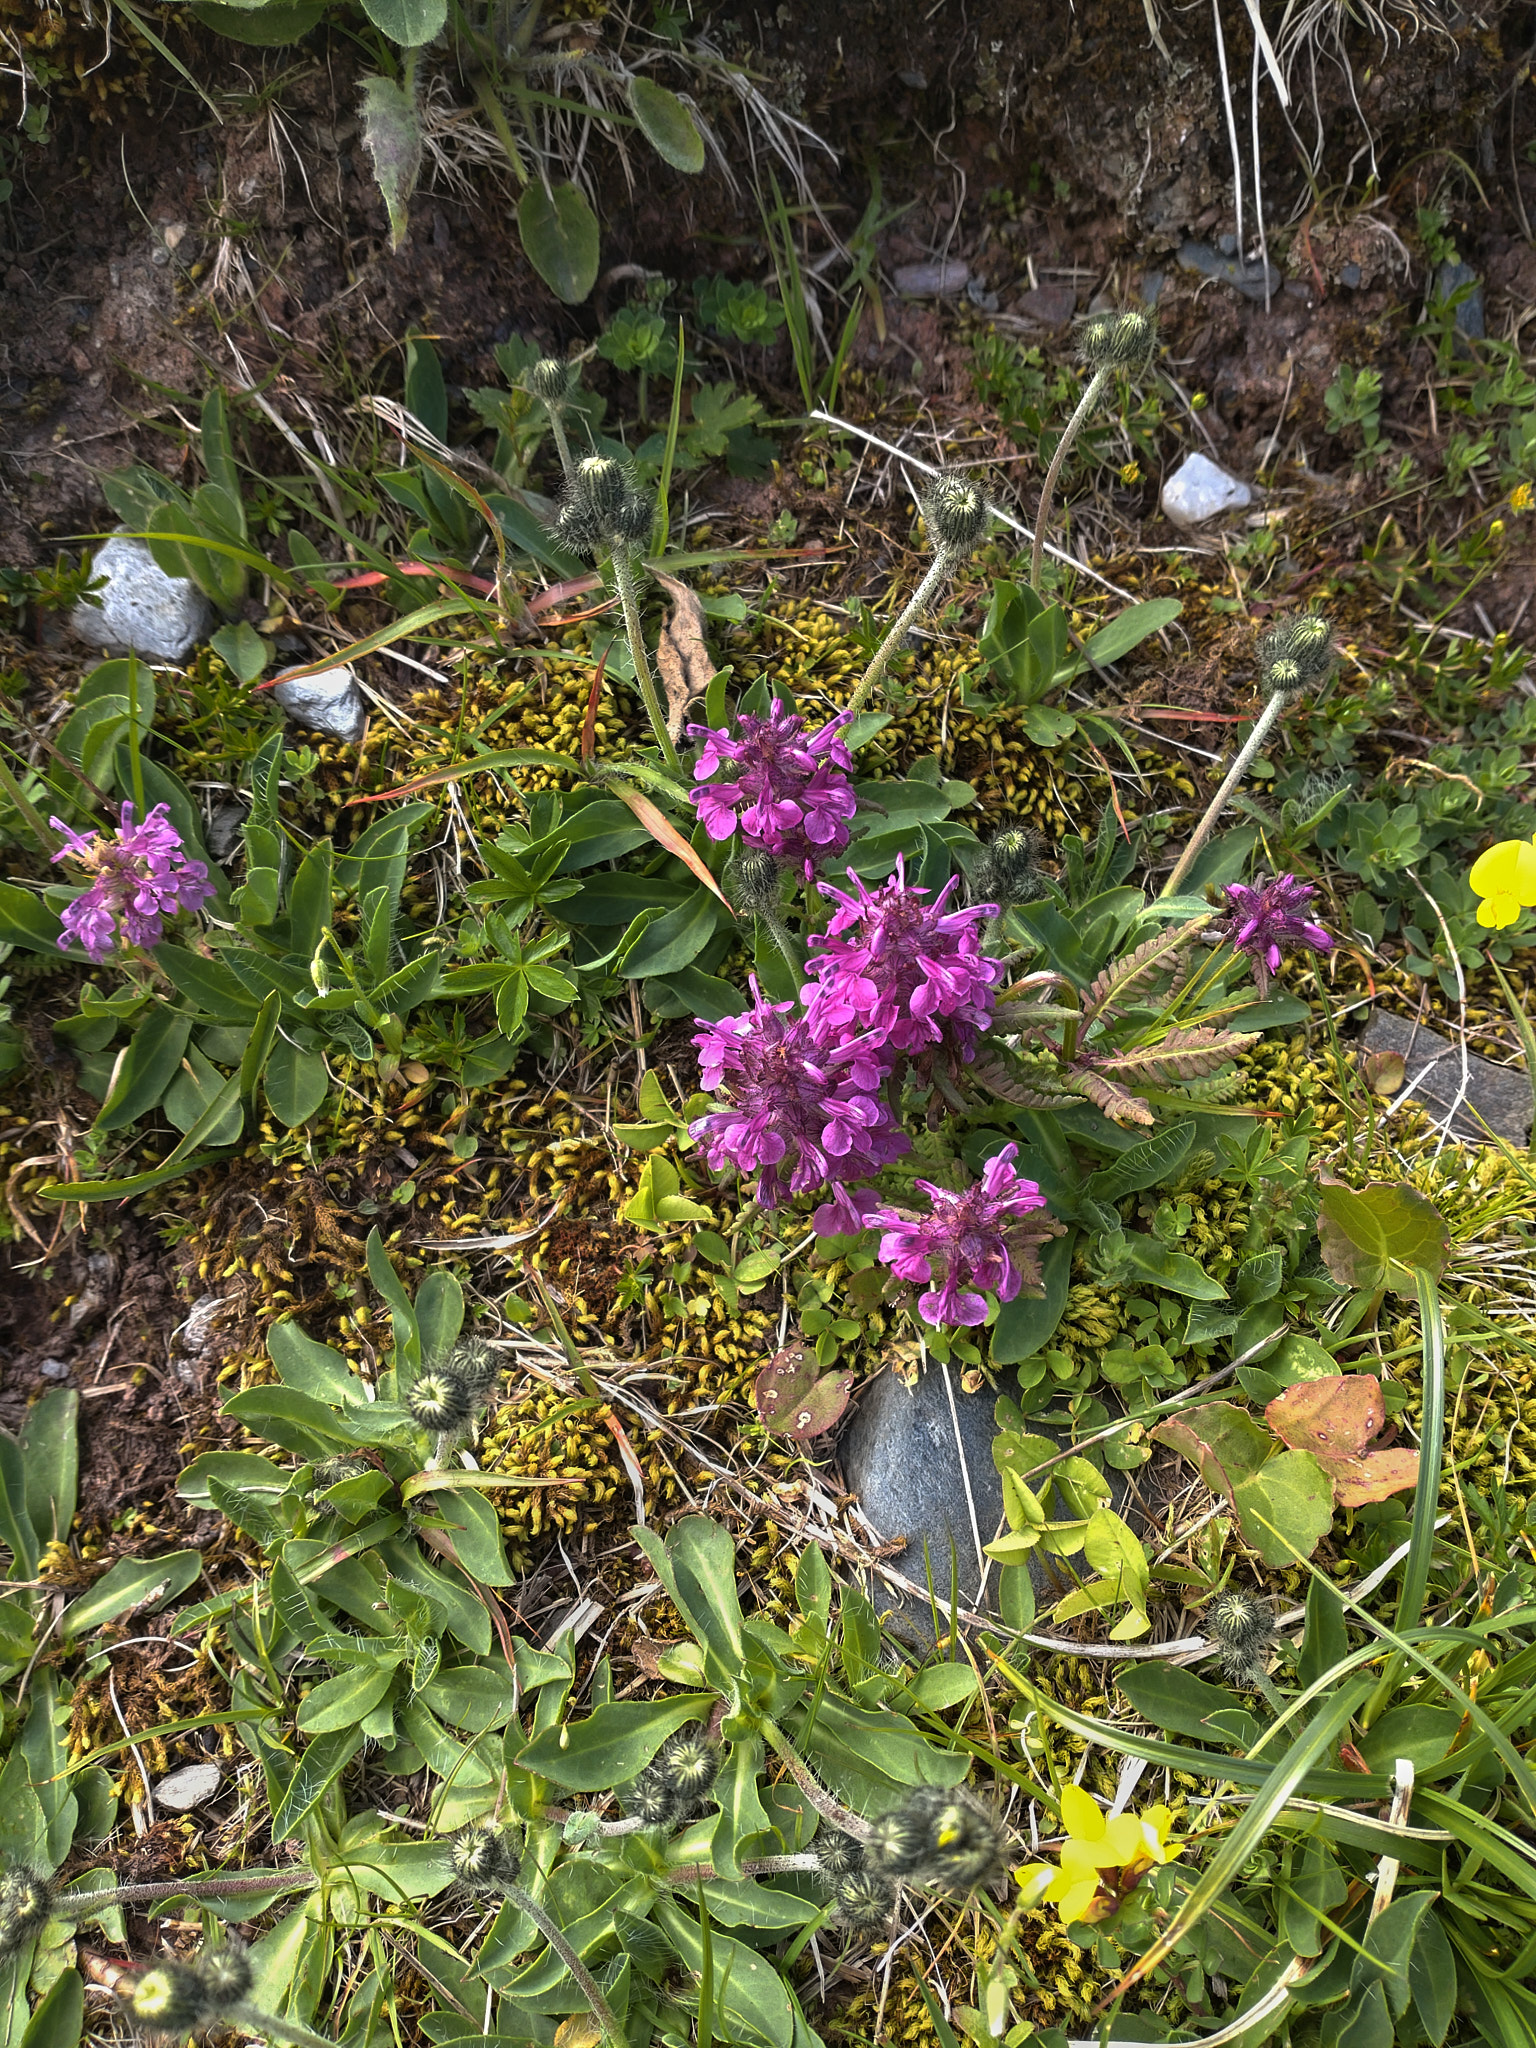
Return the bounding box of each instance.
[39,1358,71,1382]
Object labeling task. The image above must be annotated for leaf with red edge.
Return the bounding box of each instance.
[581,646,608,766]
[754,1342,854,1441]
[346,747,580,805]
[607,779,733,912]
[1264,1374,1418,1507]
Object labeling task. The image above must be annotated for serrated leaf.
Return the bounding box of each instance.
[1084,918,1210,1020]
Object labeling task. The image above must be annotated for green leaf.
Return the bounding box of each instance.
[20,1390,78,1549]
[271,1727,364,1841]
[0,880,69,956]
[296,1663,398,1735]
[1082,1123,1195,1203]
[516,1696,710,1790]
[1316,1180,1449,1291]
[415,1270,465,1367]
[1277,1832,1348,1958]
[654,1900,795,2048]
[20,1969,82,2048]
[634,1516,745,1689]
[358,0,443,43]
[154,944,261,1020]
[163,1043,245,1145]
[223,1386,357,1460]
[517,182,601,305]
[1079,597,1182,668]
[211,619,268,683]
[1118,1231,1228,1299]
[1116,1665,1259,1751]
[265,1039,330,1127]
[989,1228,1074,1364]
[1408,1906,1457,2045]
[94,1008,193,1131]
[628,76,705,172]
[428,1483,513,1588]
[268,1321,360,1406]
[62,1551,202,1637]
[1155,1405,1335,1567]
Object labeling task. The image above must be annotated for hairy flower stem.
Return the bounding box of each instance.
[1030,366,1110,591]
[664,1853,820,1886]
[761,1722,874,1842]
[503,1882,625,2048]
[230,2005,341,2048]
[758,909,805,984]
[612,547,682,777]
[64,1873,309,1913]
[546,409,576,487]
[843,549,958,719]
[1160,691,1287,900]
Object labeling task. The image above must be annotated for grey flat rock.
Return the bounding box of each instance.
[1177,241,1283,303]
[154,1761,222,1811]
[1161,451,1253,529]
[69,534,214,663]
[271,664,367,745]
[1434,260,1485,340]
[1360,1010,1531,1146]
[840,1367,1128,1635]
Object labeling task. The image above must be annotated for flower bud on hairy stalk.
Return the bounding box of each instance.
[843,470,990,719]
[1160,611,1334,901]
[1030,310,1158,593]
[970,825,1047,921]
[865,1786,1010,1894]
[442,1823,624,2048]
[728,847,803,981]
[829,1865,898,1935]
[812,1831,867,1880]
[625,1730,722,1831]
[0,1870,55,1962]
[549,459,678,775]
[450,1819,524,1896]
[1204,1588,1286,1713]
[407,1370,477,1438]
[527,358,579,484]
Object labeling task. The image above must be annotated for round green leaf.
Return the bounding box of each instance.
[517,182,600,305]
[358,0,444,44]
[628,76,704,173]
[192,0,326,41]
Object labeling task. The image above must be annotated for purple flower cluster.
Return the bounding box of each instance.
[1214,873,1333,996]
[50,801,214,962]
[687,701,858,870]
[690,980,909,1215]
[803,859,1003,1066]
[867,1144,1049,1328]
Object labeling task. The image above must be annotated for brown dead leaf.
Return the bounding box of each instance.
[653,570,716,741]
[1264,1373,1419,1508]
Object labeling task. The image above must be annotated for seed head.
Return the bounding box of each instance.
[528,357,576,408]
[552,456,655,559]
[813,1831,866,1880]
[627,1775,681,1827]
[189,1941,252,2009]
[1078,309,1158,374]
[830,1866,898,1935]
[1257,612,1334,695]
[124,1963,212,2036]
[450,1819,523,1895]
[446,1338,500,1398]
[626,1730,720,1829]
[1206,1588,1275,1686]
[920,472,989,557]
[866,1785,1009,1893]
[728,847,787,919]
[407,1370,476,1435]
[969,825,1046,910]
[0,1869,55,1961]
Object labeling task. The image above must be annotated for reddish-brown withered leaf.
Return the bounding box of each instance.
[755,1342,855,1442]
[1264,1374,1418,1508]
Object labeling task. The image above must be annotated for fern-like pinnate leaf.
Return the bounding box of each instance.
[1096,1027,1258,1082]
[1070,1068,1155,1127]
[971,1059,1078,1108]
[1177,1068,1250,1104]
[1083,916,1211,1022]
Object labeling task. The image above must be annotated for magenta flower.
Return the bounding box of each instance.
[690,979,909,1213]
[866,1144,1051,1329]
[687,701,858,869]
[802,857,1003,1067]
[50,801,214,963]
[1213,873,1333,996]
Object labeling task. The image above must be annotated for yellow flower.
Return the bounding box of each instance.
[1469,834,1536,929]
[1511,481,1534,514]
[1017,1786,1183,1927]
[1119,461,1142,486]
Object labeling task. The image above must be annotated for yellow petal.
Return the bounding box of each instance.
[1015,1864,1057,1908]
[1059,1784,1106,1843]
[1060,1840,1118,1881]
[1469,837,1536,906]
[1100,1814,1146,1865]
[1054,1874,1103,1925]
[1477,892,1520,929]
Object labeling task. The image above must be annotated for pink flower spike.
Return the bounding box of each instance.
[50,800,214,963]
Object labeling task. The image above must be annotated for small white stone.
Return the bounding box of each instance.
[154,1761,222,1811]
[271,664,367,745]
[69,534,214,662]
[1160,452,1254,529]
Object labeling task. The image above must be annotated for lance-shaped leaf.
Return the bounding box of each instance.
[606,778,733,910]
[1264,1374,1419,1508]
[360,74,422,252]
[1094,1027,1258,1081]
[1070,1067,1155,1127]
[653,571,716,742]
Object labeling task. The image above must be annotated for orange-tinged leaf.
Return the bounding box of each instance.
[653,569,716,741]
[607,778,733,912]
[581,645,608,766]
[1264,1373,1419,1507]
